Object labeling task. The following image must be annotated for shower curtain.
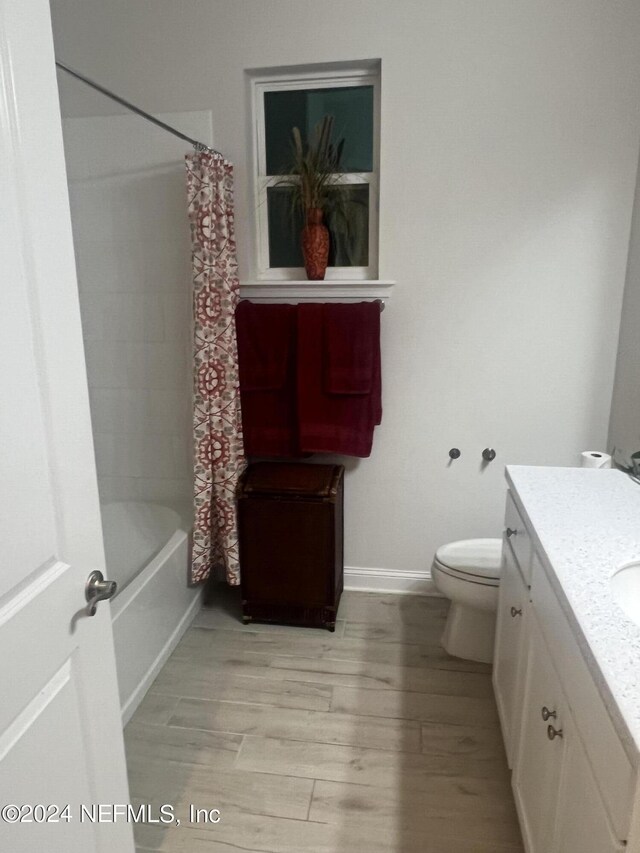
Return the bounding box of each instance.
[186,151,246,586]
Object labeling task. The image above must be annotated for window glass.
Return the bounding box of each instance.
[264,86,374,175]
[267,184,369,268]
[266,186,304,268]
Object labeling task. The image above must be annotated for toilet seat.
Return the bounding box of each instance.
[433,538,502,586]
[434,562,499,588]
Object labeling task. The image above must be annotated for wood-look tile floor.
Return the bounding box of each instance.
[126,587,524,853]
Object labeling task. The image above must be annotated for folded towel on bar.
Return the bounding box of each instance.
[297,303,378,457]
[236,301,295,390]
[236,301,298,457]
[323,302,379,396]
[236,301,382,458]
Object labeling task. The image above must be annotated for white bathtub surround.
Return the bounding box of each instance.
[61,111,214,505]
[506,466,640,755]
[105,501,201,724]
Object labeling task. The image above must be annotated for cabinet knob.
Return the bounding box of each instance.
[506,527,518,538]
[482,448,496,462]
[547,724,563,741]
[510,606,522,618]
[449,448,461,459]
[541,706,557,722]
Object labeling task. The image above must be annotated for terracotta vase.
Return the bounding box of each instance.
[301,207,330,281]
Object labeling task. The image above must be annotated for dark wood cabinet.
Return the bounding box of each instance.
[238,462,344,631]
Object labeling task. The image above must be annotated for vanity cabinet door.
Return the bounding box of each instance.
[553,715,625,853]
[513,614,567,853]
[493,541,528,767]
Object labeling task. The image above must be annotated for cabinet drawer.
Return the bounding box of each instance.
[530,553,634,840]
[504,491,532,585]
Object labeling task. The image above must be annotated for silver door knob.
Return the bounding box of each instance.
[85,570,117,617]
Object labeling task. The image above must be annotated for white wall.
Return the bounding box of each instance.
[609,149,640,466]
[62,110,213,505]
[52,0,640,580]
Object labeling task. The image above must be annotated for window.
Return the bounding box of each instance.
[251,63,380,281]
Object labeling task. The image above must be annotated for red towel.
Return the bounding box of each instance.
[236,302,298,457]
[235,301,294,390]
[298,303,379,457]
[323,302,382,425]
[323,302,377,394]
[372,315,382,426]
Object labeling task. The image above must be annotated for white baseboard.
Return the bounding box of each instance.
[344,566,442,597]
[120,589,203,727]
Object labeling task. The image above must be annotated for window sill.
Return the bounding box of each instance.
[239,279,395,303]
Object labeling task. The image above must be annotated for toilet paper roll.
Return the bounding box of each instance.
[580,451,612,469]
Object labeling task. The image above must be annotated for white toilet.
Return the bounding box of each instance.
[431,538,503,664]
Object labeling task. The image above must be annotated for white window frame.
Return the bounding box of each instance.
[251,64,380,281]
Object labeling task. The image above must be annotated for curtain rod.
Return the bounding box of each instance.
[55,60,224,158]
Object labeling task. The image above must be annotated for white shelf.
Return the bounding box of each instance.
[239,279,395,303]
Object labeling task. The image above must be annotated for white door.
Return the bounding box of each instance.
[0,2,134,852]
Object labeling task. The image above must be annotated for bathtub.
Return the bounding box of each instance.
[102,501,202,725]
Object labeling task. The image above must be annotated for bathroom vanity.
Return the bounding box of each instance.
[493,466,640,853]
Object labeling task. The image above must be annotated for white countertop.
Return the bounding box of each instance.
[506,465,640,760]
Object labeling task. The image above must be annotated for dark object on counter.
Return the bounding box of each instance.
[238,462,344,631]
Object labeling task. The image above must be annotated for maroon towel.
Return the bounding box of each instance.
[323,302,378,395]
[298,304,377,457]
[236,301,294,390]
[371,314,382,426]
[236,302,298,457]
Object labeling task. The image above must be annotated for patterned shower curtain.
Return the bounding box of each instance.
[186,151,246,586]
